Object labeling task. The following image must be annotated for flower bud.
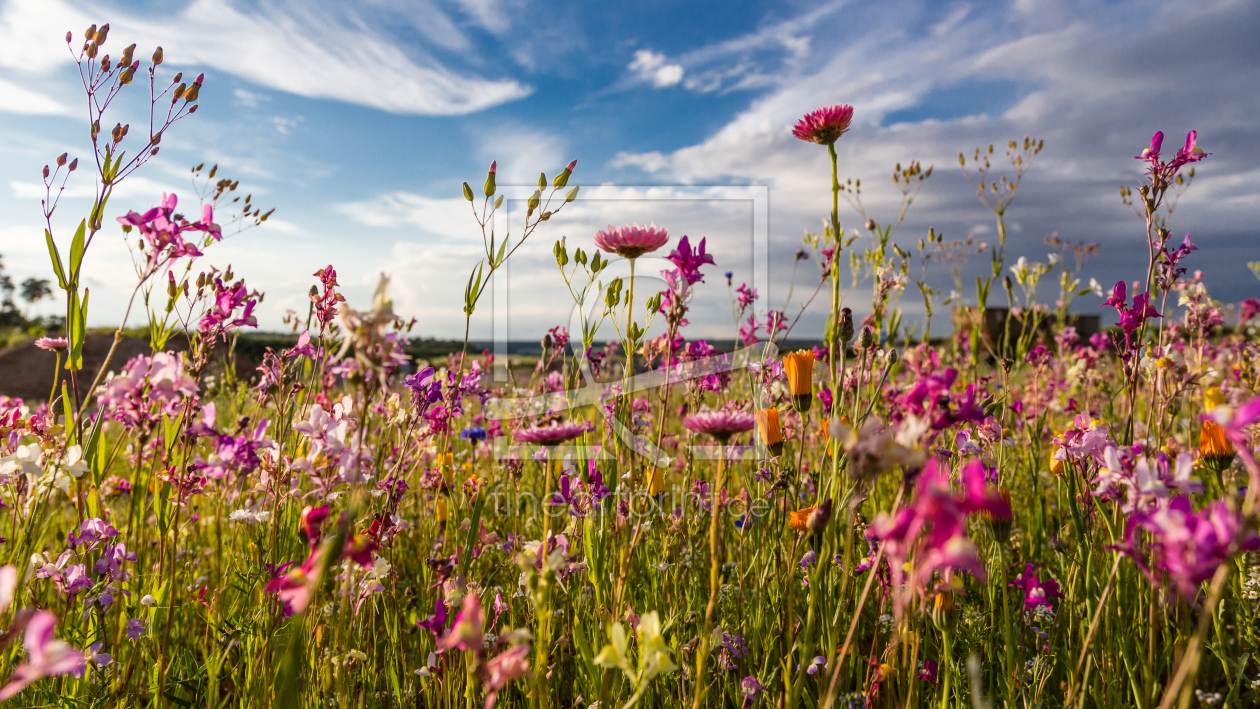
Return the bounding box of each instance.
[152,46,163,65]
[85,24,97,40]
[865,218,876,231]
[484,161,496,197]
[839,307,854,344]
[857,326,874,349]
[805,498,832,535]
[42,165,49,179]
[565,186,579,203]
[462,182,474,201]
[94,23,109,46]
[538,172,546,190]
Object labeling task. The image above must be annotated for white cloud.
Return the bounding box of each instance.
[233,88,265,108]
[333,192,474,240]
[629,50,684,88]
[0,77,71,115]
[0,0,532,115]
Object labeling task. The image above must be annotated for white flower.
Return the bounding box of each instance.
[140,594,157,607]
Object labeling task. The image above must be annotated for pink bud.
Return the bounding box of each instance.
[488,161,497,174]
[565,159,577,172]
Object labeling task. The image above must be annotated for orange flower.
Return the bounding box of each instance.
[1048,446,1065,476]
[783,350,814,412]
[1200,420,1234,460]
[789,506,814,533]
[756,408,784,456]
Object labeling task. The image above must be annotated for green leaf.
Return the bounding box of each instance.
[457,496,485,577]
[68,219,86,286]
[45,230,67,290]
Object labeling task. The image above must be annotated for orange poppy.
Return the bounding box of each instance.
[789,506,814,533]
[782,350,814,412]
[1200,420,1234,460]
[756,408,784,456]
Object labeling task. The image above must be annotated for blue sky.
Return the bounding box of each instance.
[0,0,1257,342]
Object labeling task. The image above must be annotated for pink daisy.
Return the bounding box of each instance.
[512,421,593,445]
[593,224,670,259]
[34,337,70,352]
[683,410,756,442]
[792,105,855,145]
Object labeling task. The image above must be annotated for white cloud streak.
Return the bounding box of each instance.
[0,0,532,115]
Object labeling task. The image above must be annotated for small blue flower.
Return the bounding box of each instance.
[460,426,487,442]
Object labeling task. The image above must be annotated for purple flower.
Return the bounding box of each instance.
[404,366,441,413]
[417,597,448,637]
[741,675,767,707]
[126,618,146,640]
[199,274,259,336]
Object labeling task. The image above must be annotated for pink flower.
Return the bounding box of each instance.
[33,337,69,352]
[682,410,756,441]
[792,104,855,145]
[593,223,670,259]
[512,421,593,445]
[869,458,1009,600]
[1009,563,1063,613]
[264,549,322,616]
[439,592,485,653]
[1119,496,1259,600]
[199,275,260,336]
[0,611,86,700]
[482,644,531,709]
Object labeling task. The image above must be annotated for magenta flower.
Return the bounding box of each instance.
[1134,130,1209,183]
[593,223,670,259]
[0,611,87,700]
[512,421,593,445]
[869,458,1010,604]
[664,235,715,286]
[417,597,448,637]
[1009,563,1063,613]
[33,337,69,352]
[682,410,756,442]
[439,592,485,653]
[483,644,532,709]
[792,104,855,145]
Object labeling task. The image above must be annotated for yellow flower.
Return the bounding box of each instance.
[648,467,665,496]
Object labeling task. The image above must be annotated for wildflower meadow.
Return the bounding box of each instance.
[5,22,1260,709]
